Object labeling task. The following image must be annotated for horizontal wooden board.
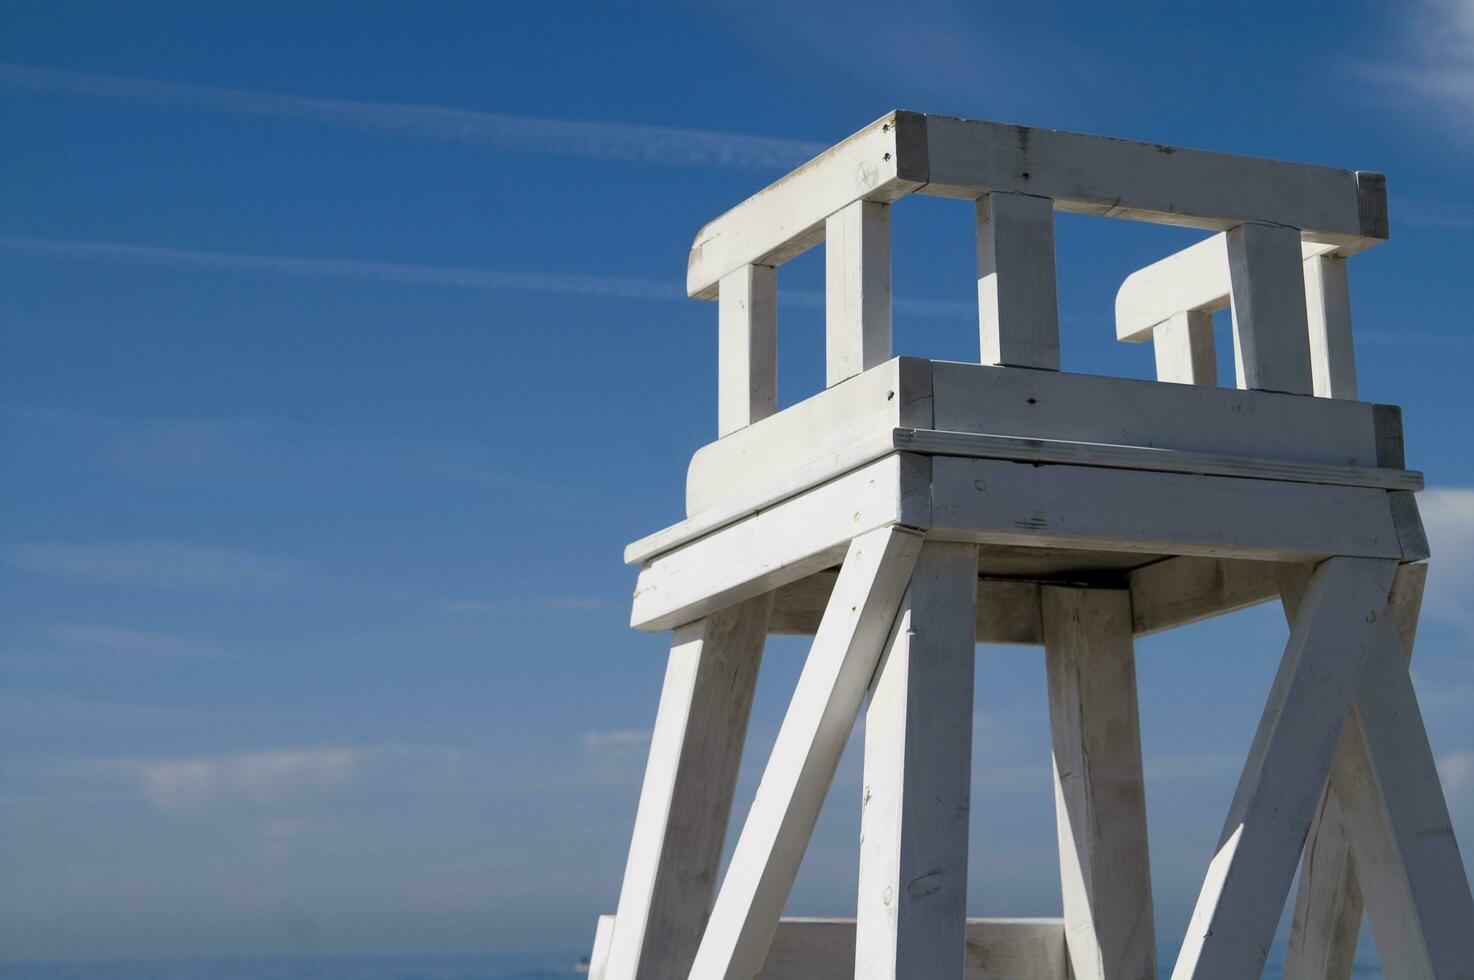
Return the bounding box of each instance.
[686,111,927,300]
[928,457,1414,562]
[630,454,929,632]
[760,916,1067,980]
[920,115,1385,251]
[686,357,931,517]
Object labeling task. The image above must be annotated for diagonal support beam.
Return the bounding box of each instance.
[600,594,773,980]
[688,526,924,980]
[1281,564,1425,980]
[1172,556,1397,980]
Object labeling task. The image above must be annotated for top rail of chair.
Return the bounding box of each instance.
[686,110,1388,301]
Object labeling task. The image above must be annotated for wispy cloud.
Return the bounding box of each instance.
[0,63,825,170]
[0,235,978,319]
[43,624,235,661]
[1438,750,1474,803]
[1420,487,1474,632]
[1373,0,1474,124]
[96,747,371,810]
[4,540,316,595]
[440,595,624,614]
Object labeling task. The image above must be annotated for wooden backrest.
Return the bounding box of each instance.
[693,110,1387,435]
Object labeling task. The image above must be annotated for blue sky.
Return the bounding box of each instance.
[1,0,1472,965]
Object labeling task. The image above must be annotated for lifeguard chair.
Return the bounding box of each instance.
[587,111,1474,980]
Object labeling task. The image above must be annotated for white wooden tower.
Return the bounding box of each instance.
[586,111,1474,980]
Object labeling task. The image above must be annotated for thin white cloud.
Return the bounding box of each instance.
[440,595,624,614]
[0,63,825,170]
[581,730,651,755]
[99,747,369,810]
[0,235,978,319]
[1438,750,1474,802]
[1375,0,1474,123]
[45,624,235,661]
[4,540,314,595]
[1419,487,1474,632]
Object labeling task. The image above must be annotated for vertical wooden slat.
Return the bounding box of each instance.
[1153,309,1218,386]
[825,200,892,387]
[856,542,978,979]
[1226,222,1313,395]
[1172,557,1397,980]
[1043,586,1158,980]
[1302,254,1358,400]
[718,264,778,437]
[602,594,772,980]
[976,191,1060,370]
[689,527,923,980]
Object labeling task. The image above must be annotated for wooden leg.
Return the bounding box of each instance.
[601,593,772,980]
[1334,595,1474,980]
[688,526,924,980]
[856,542,979,979]
[1282,564,1426,980]
[1043,586,1157,980]
[1171,556,1397,980]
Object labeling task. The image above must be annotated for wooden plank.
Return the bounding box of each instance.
[930,362,1395,467]
[602,595,772,980]
[1303,254,1358,399]
[857,542,979,978]
[1171,557,1398,980]
[770,571,1042,645]
[688,527,924,980]
[1043,587,1157,980]
[589,914,615,980]
[1115,235,1336,343]
[922,115,1386,251]
[718,264,778,436]
[631,454,928,632]
[685,356,931,518]
[687,111,927,300]
[1153,310,1217,386]
[686,359,1403,521]
[1226,222,1314,395]
[929,457,1413,563]
[893,429,1423,491]
[826,200,893,386]
[1318,569,1474,980]
[976,191,1060,370]
[1281,564,1425,980]
[760,917,1069,980]
[1130,557,1281,637]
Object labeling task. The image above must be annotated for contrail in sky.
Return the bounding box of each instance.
[0,235,978,319]
[0,63,827,170]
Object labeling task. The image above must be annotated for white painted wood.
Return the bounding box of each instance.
[857,542,979,978]
[922,115,1387,252]
[976,191,1061,370]
[1303,254,1358,400]
[687,111,926,300]
[1115,236,1336,343]
[602,595,772,980]
[589,914,615,980]
[685,357,1402,521]
[1226,222,1314,395]
[688,527,923,980]
[718,264,778,436]
[685,356,930,518]
[770,571,1043,645]
[760,916,1069,980]
[826,200,893,386]
[929,457,1414,563]
[1130,557,1281,636]
[893,429,1422,491]
[630,454,928,632]
[1153,310,1217,386]
[1281,564,1425,980]
[1171,557,1398,980]
[1043,587,1157,980]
